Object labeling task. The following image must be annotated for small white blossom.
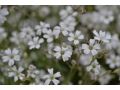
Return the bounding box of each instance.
[20,27,35,42]
[35,22,50,34]
[43,68,61,85]
[82,39,100,56]
[60,16,76,36]
[93,30,111,43]
[59,6,77,20]
[28,37,44,49]
[43,27,61,43]
[54,44,72,62]
[68,30,84,45]
[86,60,101,75]
[0,7,9,25]
[27,64,40,78]
[0,27,7,41]
[8,66,25,82]
[2,48,21,66]
[106,54,120,69]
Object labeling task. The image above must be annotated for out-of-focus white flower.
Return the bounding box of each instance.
[106,34,120,49]
[28,36,44,49]
[53,26,61,39]
[60,16,76,36]
[98,69,112,85]
[43,68,61,85]
[0,27,7,41]
[53,44,73,62]
[35,22,50,34]
[8,66,25,82]
[93,30,111,43]
[27,64,40,78]
[2,48,21,66]
[106,54,120,69]
[86,60,101,75]
[82,39,100,56]
[68,30,84,45]
[43,26,60,43]
[10,31,21,45]
[79,54,92,66]
[59,6,77,20]
[20,27,35,42]
[0,7,9,25]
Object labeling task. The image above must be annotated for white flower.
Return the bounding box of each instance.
[53,26,61,39]
[106,34,120,49]
[43,29,54,43]
[68,30,84,45]
[8,66,25,82]
[60,16,76,36]
[0,7,9,25]
[86,60,101,75]
[0,27,7,41]
[2,48,21,66]
[43,68,61,85]
[59,6,77,20]
[35,22,50,34]
[20,27,35,42]
[106,54,120,69]
[10,31,21,45]
[28,37,44,49]
[43,27,61,43]
[27,64,40,78]
[93,30,111,43]
[54,44,72,62]
[82,39,100,56]
[98,69,112,85]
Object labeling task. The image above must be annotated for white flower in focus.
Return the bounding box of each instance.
[68,30,84,45]
[106,54,120,69]
[82,39,100,56]
[0,7,9,25]
[43,68,61,85]
[86,60,101,75]
[54,44,72,62]
[2,48,21,66]
[8,66,25,82]
[28,37,44,49]
[93,30,111,43]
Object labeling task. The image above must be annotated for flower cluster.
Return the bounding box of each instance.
[1,5,120,85]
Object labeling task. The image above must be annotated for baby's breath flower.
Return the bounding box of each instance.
[0,27,7,42]
[0,6,9,25]
[27,64,40,78]
[53,44,72,61]
[43,68,61,85]
[68,30,84,45]
[8,66,25,82]
[106,54,120,69]
[82,39,100,56]
[2,48,21,66]
[86,60,101,75]
[93,30,111,43]
[28,36,44,49]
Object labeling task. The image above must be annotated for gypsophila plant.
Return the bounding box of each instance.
[1,5,120,85]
